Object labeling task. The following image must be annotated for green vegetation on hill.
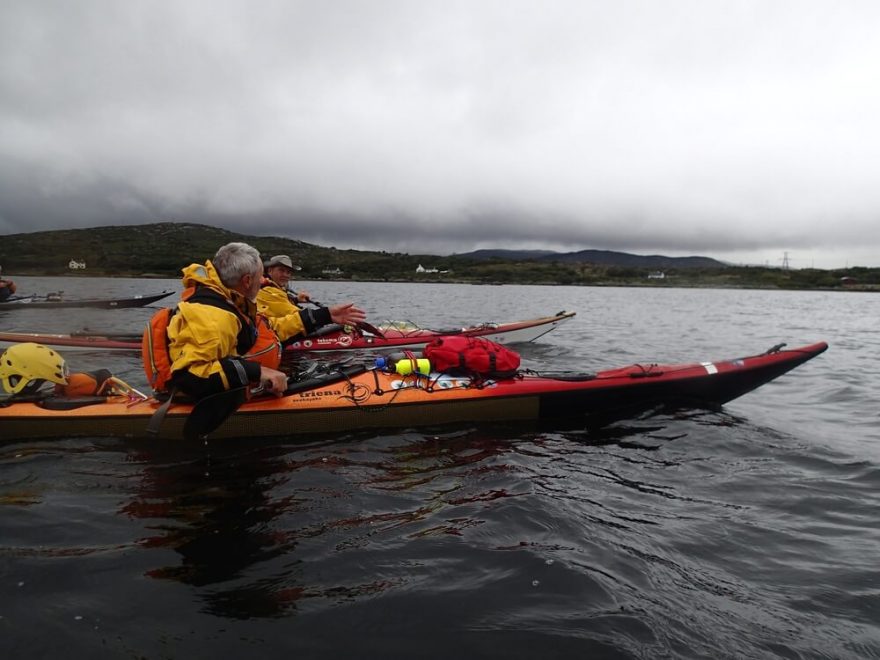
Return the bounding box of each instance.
[1,222,877,291]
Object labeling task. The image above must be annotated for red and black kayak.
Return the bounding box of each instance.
[0,341,828,440]
[0,291,173,310]
[0,311,576,354]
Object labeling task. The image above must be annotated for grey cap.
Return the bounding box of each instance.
[265,255,302,271]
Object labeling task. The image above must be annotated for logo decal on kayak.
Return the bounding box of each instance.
[337,335,353,347]
[295,384,371,402]
[297,389,342,398]
[349,383,371,402]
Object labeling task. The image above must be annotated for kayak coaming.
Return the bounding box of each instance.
[0,311,576,353]
[0,341,828,440]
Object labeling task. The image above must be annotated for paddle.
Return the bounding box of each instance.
[181,385,252,440]
[72,329,142,340]
[181,360,371,439]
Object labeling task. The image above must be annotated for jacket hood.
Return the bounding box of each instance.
[180,260,255,316]
[181,261,230,296]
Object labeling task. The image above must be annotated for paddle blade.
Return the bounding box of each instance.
[183,387,248,440]
[357,321,386,338]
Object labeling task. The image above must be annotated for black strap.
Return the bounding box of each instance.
[146,386,177,436]
[0,391,108,410]
[37,396,107,411]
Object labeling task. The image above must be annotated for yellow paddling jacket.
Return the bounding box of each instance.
[167,261,281,398]
[256,279,332,343]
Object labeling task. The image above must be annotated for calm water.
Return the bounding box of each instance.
[1,277,878,659]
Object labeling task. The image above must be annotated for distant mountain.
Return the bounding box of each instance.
[454,249,559,260]
[544,250,726,269]
[455,248,727,269]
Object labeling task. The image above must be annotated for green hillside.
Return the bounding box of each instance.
[1,222,877,290]
[1,222,436,280]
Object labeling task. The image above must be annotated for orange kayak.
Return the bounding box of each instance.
[0,341,828,440]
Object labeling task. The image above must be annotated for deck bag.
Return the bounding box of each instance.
[54,369,114,396]
[423,335,521,379]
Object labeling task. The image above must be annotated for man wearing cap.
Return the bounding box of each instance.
[264,255,308,301]
[257,254,366,343]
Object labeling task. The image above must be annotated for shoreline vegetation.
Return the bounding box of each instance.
[2,222,878,292]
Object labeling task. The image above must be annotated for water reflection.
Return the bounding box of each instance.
[121,441,303,618]
[117,428,573,620]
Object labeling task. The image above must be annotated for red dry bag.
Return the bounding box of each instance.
[423,335,520,379]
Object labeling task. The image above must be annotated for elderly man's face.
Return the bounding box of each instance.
[268,265,295,287]
[243,264,264,302]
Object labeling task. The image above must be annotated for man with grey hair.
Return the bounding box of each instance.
[163,242,288,401]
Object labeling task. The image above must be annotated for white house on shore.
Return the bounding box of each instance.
[68,260,86,270]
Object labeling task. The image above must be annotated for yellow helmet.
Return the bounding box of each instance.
[0,342,69,394]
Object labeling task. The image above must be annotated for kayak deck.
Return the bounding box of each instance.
[0,341,828,440]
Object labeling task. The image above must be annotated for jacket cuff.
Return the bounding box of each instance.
[300,306,333,334]
[221,357,263,387]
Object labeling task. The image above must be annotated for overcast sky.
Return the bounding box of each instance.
[2,0,878,268]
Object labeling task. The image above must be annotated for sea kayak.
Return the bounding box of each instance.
[0,311,576,353]
[0,291,173,310]
[0,341,828,441]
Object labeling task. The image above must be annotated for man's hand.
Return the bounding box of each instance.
[329,302,367,326]
[259,366,288,397]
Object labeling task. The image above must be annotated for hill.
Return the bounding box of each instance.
[0,222,403,278]
[0,222,877,290]
[1,222,721,276]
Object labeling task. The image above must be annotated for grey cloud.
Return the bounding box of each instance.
[2,0,880,268]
